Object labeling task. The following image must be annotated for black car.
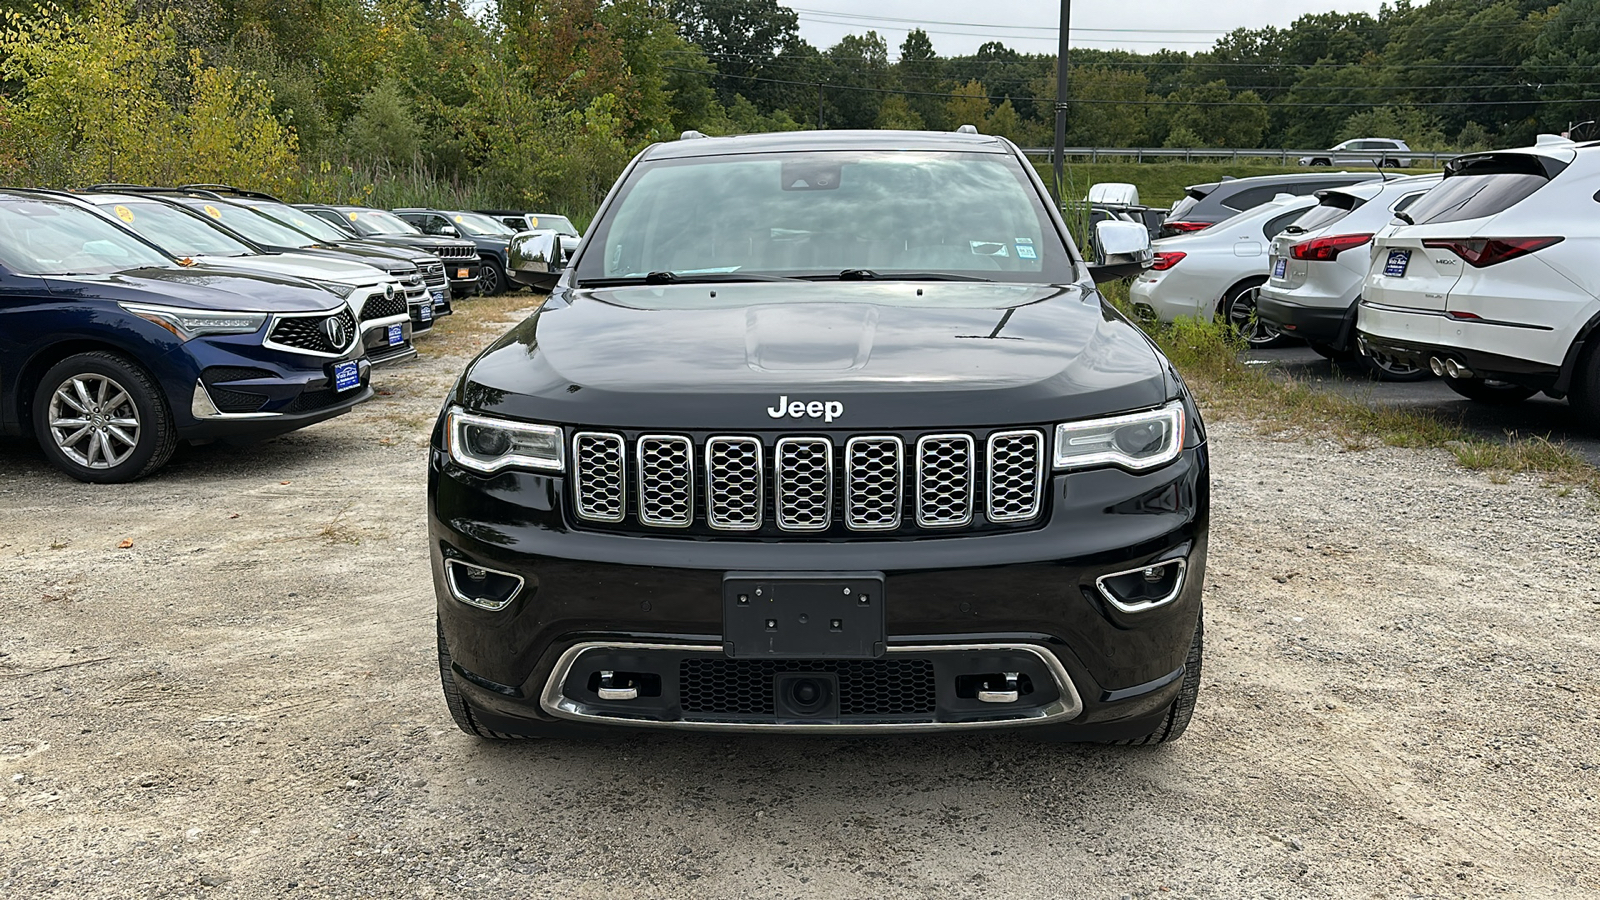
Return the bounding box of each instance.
[88,187,420,365]
[1160,171,1383,238]
[429,130,1208,743]
[0,190,372,482]
[394,209,516,295]
[297,204,480,300]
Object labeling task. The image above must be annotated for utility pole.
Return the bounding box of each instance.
[818,83,825,130]
[1052,0,1070,207]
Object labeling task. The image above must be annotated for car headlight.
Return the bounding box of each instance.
[307,279,357,299]
[120,302,268,340]
[1053,401,1185,471]
[445,407,564,474]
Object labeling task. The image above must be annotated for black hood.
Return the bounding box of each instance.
[283,244,417,275]
[356,234,473,256]
[456,282,1169,429]
[330,240,435,267]
[42,266,344,313]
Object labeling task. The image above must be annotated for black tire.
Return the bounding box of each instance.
[32,352,176,483]
[1361,354,1431,382]
[1568,341,1600,425]
[437,617,529,740]
[1221,280,1287,348]
[1310,158,1331,167]
[1113,611,1203,746]
[1309,342,1351,361]
[479,258,506,296]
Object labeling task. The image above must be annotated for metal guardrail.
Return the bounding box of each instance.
[1021,146,1458,166]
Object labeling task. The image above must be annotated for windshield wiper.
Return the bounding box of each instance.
[578,271,801,287]
[797,270,993,282]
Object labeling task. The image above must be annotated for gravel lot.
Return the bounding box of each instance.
[2,300,1598,899]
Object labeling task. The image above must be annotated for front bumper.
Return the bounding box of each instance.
[179,345,374,442]
[362,316,417,367]
[430,445,1209,736]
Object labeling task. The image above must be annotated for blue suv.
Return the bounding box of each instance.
[0,190,374,482]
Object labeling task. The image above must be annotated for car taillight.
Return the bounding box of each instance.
[1290,233,1373,261]
[1162,221,1208,235]
[1421,237,1563,268]
[1151,251,1186,271]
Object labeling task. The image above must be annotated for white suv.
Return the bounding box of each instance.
[1257,174,1441,378]
[1357,137,1600,416]
[1300,139,1411,168]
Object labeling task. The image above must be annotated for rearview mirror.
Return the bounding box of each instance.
[1087,220,1153,284]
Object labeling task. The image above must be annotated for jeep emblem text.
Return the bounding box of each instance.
[766,395,844,423]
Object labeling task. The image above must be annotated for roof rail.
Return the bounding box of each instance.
[955,124,979,134]
[179,183,285,202]
[84,184,224,200]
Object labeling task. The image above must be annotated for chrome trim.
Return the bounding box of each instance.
[442,558,525,612]
[189,380,278,420]
[572,431,626,523]
[914,433,975,528]
[984,429,1046,523]
[635,434,694,528]
[774,436,833,532]
[844,435,904,531]
[538,641,1084,732]
[704,436,764,531]
[1094,558,1189,614]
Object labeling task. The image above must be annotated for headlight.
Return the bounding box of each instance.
[1053,401,1185,471]
[120,302,268,340]
[445,407,564,474]
[307,279,357,299]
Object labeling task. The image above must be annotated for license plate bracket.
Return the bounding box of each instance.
[723,572,885,659]
[332,360,360,392]
[1384,249,1411,277]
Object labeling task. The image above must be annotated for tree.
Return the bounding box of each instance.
[945,80,989,132]
[876,95,924,131]
[1063,66,1151,147]
[897,29,945,130]
[667,0,799,105]
[821,31,889,129]
[1157,81,1269,147]
[343,79,423,167]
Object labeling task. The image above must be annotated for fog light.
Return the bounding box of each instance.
[444,558,525,611]
[1095,559,1188,613]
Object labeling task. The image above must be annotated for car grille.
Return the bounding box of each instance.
[570,428,1047,537]
[679,658,937,717]
[286,385,357,413]
[361,289,406,321]
[420,262,447,291]
[436,245,477,261]
[266,308,358,355]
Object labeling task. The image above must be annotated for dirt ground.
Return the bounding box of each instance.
[2,297,1597,899]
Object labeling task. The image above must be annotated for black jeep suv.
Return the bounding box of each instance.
[430,130,1208,742]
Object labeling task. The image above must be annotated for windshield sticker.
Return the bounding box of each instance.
[528,216,539,227]
[453,215,464,223]
[113,204,135,224]
[1015,240,1037,259]
[347,211,359,221]
[203,204,222,219]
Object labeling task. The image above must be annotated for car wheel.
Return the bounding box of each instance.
[1222,281,1286,348]
[479,259,506,296]
[1568,342,1600,425]
[437,617,529,740]
[1362,354,1431,382]
[1112,611,1203,746]
[1310,158,1330,167]
[1444,377,1537,405]
[32,352,176,484]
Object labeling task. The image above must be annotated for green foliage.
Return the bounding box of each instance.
[875,95,924,131]
[1337,105,1447,150]
[343,79,423,168]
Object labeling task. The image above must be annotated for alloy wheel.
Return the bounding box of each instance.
[47,373,141,469]
[1226,286,1282,347]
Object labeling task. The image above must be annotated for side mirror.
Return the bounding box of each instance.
[507,231,561,291]
[1087,220,1153,284]
[440,225,460,237]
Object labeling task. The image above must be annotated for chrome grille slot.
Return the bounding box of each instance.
[915,434,974,528]
[775,437,833,532]
[705,437,763,530]
[637,435,693,528]
[845,436,903,531]
[573,432,625,523]
[986,430,1046,522]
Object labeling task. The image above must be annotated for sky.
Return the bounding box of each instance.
[791,1,1390,57]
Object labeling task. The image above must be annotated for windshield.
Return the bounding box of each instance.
[530,214,577,235]
[0,200,176,275]
[1289,195,1366,233]
[183,201,317,249]
[576,150,1073,284]
[252,202,351,243]
[450,212,514,237]
[347,209,420,236]
[96,200,256,258]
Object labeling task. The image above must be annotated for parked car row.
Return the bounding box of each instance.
[1130,135,1600,420]
[0,184,578,482]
